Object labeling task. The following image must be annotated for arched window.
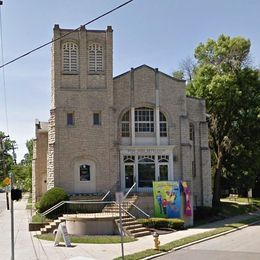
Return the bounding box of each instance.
[120,108,168,137]
[159,112,167,137]
[88,43,103,72]
[135,107,154,133]
[62,42,78,72]
[121,111,130,137]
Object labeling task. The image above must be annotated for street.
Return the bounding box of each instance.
[156,224,260,260]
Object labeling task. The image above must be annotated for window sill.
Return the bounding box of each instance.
[62,71,79,75]
[88,71,105,75]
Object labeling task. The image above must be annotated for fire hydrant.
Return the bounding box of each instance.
[153,231,160,250]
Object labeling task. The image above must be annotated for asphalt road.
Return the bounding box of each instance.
[156,224,260,260]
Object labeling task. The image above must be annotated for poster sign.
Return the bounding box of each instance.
[54,222,71,247]
[153,181,181,218]
[181,181,192,216]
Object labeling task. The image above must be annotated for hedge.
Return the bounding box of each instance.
[138,218,184,230]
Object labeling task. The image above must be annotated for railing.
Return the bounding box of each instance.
[101,190,111,201]
[123,182,136,200]
[37,186,151,221]
[40,200,123,220]
[127,202,150,219]
[39,190,112,218]
[41,201,66,217]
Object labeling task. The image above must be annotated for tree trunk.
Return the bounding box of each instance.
[212,166,222,207]
[212,147,224,207]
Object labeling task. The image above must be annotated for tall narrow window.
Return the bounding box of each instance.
[135,107,154,133]
[88,43,103,73]
[93,113,101,126]
[189,123,195,141]
[159,112,167,137]
[67,113,74,126]
[62,42,78,72]
[121,111,130,137]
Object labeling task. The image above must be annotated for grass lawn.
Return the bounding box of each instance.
[34,197,260,259]
[31,213,52,223]
[220,201,257,217]
[35,234,136,244]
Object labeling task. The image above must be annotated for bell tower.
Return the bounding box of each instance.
[47,25,117,193]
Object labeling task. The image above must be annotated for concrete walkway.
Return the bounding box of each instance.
[1,193,259,260]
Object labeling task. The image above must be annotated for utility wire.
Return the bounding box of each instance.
[0,5,9,133]
[0,0,134,69]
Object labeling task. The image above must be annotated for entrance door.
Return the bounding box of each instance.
[159,164,168,181]
[125,165,134,188]
[138,163,155,187]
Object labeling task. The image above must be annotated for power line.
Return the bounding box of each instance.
[0,4,9,133]
[0,0,134,69]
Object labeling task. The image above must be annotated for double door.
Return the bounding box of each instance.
[124,163,169,190]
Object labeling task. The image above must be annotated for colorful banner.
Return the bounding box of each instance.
[181,181,192,216]
[153,181,181,218]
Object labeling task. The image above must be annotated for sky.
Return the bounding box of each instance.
[0,0,260,161]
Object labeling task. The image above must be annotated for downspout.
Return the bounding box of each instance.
[199,122,204,207]
[179,116,183,179]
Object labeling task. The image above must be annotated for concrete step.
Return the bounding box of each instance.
[132,230,151,238]
[40,227,47,234]
[128,227,149,233]
[125,224,143,230]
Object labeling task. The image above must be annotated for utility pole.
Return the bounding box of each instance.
[10,142,17,260]
[10,171,14,260]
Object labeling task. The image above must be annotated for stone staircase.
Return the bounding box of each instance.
[102,195,151,237]
[115,216,151,237]
[37,194,151,237]
[38,216,66,235]
[102,194,138,214]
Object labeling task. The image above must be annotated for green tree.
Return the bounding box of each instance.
[0,132,15,182]
[12,139,33,191]
[172,70,184,80]
[187,35,260,206]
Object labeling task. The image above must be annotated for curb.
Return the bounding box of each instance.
[144,218,260,260]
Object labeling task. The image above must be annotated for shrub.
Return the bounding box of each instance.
[37,187,69,214]
[138,218,184,230]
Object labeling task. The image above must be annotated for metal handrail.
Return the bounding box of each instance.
[123,182,136,200]
[114,201,135,219]
[101,190,111,201]
[127,202,150,218]
[40,191,111,217]
[41,201,66,217]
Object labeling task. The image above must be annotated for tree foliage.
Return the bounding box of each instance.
[187,34,260,206]
[172,70,184,80]
[1,132,33,191]
[12,139,33,191]
[0,132,15,181]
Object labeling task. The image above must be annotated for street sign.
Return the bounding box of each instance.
[54,222,71,247]
[3,177,10,186]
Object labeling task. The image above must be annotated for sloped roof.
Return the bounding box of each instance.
[113,64,186,82]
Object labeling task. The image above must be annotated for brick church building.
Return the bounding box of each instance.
[32,25,212,209]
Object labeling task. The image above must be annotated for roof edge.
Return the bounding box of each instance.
[114,64,186,82]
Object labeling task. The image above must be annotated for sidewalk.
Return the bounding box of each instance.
[1,194,259,260]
